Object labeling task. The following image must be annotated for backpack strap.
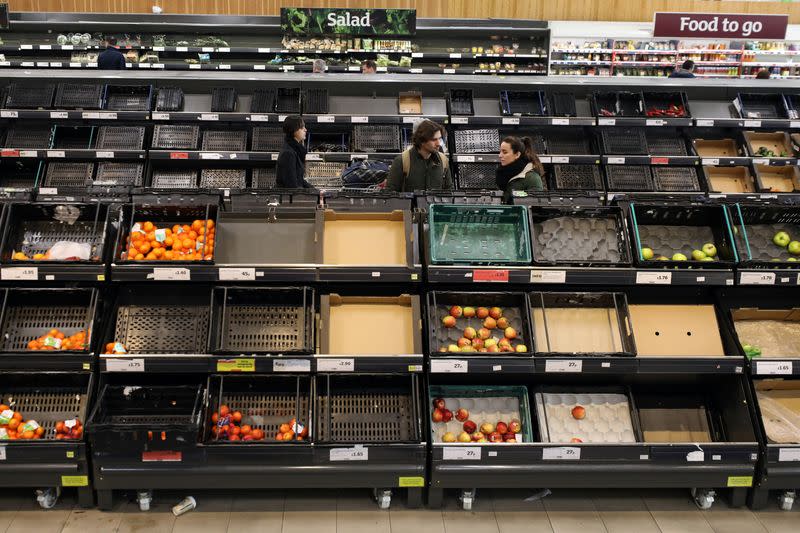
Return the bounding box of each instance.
[402,148,412,178]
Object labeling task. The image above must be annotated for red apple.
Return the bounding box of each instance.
[471,338,484,350]
[455,408,469,422]
[498,339,512,351]
[442,432,457,443]
[457,337,472,348]
[463,420,477,434]
[496,421,508,435]
[486,344,500,353]
[463,327,477,340]
[571,406,586,420]
[478,348,488,353]
[497,317,509,329]
[449,306,463,318]
[463,306,476,318]
[570,438,583,443]
[483,317,497,330]
[508,419,522,433]
[488,432,503,443]
[432,408,444,422]
[473,433,487,443]
[478,328,491,340]
[460,345,475,353]
[442,409,453,422]
[480,422,494,435]
[504,327,517,340]
[458,432,472,442]
[484,338,497,348]
[448,344,460,353]
[476,307,489,319]
[489,307,503,319]
[504,433,518,442]
[433,398,446,410]
[442,316,457,328]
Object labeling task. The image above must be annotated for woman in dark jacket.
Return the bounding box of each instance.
[496,136,545,202]
[276,115,313,189]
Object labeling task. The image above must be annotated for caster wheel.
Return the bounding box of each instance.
[459,489,476,511]
[36,487,61,509]
[779,491,796,511]
[373,489,392,510]
[691,488,715,510]
[137,490,153,512]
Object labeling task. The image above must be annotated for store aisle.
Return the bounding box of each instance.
[0,487,797,533]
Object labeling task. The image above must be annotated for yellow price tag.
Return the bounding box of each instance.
[411,274,419,281]
[97,274,105,281]
[217,358,256,372]
[398,476,424,488]
[66,451,75,459]
[82,363,91,370]
[727,476,753,488]
[61,475,89,487]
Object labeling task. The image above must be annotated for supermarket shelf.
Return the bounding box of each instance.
[681,49,743,54]
[602,155,699,166]
[551,48,614,54]
[550,60,612,66]
[318,266,422,283]
[613,62,676,67]
[0,109,149,121]
[0,354,94,372]
[449,116,596,127]
[0,149,145,161]
[737,269,800,286]
[0,263,107,282]
[454,154,601,165]
[149,150,277,161]
[750,358,799,377]
[613,50,678,55]
[695,117,800,129]
[596,117,692,127]
[110,263,317,283]
[304,114,448,125]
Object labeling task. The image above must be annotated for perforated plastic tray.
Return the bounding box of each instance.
[652,167,701,192]
[251,167,277,188]
[104,85,151,111]
[448,89,474,116]
[12,218,105,260]
[54,83,103,110]
[4,127,52,149]
[211,87,237,113]
[276,88,301,113]
[114,304,210,353]
[636,224,718,260]
[43,162,94,187]
[0,385,88,439]
[455,129,499,153]
[500,90,546,116]
[151,170,198,189]
[548,93,577,117]
[155,86,184,112]
[251,88,277,113]
[605,166,654,191]
[646,130,688,156]
[0,294,94,352]
[202,130,247,152]
[352,125,401,152]
[0,160,40,189]
[5,84,55,109]
[95,162,144,186]
[546,131,592,155]
[457,163,496,189]
[732,205,800,263]
[302,88,329,114]
[553,165,603,190]
[152,125,200,149]
[96,126,145,150]
[600,127,648,155]
[305,162,345,188]
[52,126,92,149]
[251,127,284,152]
[200,168,246,189]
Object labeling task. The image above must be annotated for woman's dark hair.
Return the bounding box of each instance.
[282,115,305,140]
[682,59,695,71]
[412,119,445,149]
[756,69,771,79]
[501,136,544,176]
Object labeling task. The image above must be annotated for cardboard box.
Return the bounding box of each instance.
[733,308,800,357]
[628,304,725,357]
[704,166,756,194]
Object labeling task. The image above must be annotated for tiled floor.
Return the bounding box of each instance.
[0,487,797,533]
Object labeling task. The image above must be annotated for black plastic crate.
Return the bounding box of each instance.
[95,162,144,186]
[545,130,592,155]
[95,126,145,151]
[4,127,53,149]
[784,93,800,120]
[737,93,787,120]
[54,83,104,110]
[104,85,152,111]
[250,88,277,113]
[5,84,55,109]
[447,89,474,116]
[600,127,648,155]
[302,88,329,115]
[642,91,691,118]
[151,169,198,189]
[0,288,98,352]
[152,124,200,150]
[251,127,284,152]
[645,129,689,156]
[454,129,499,153]
[605,165,654,191]
[199,168,246,189]
[251,167,277,188]
[591,91,644,117]
[552,164,603,191]
[500,90,546,116]
[457,162,496,189]
[276,88,301,113]
[0,203,110,264]
[209,287,315,354]
[0,160,41,189]
[52,126,92,150]
[315,374,421,444]
[352,125,401,152]
[43,162,95,188]
[307,131,349,153]
[652,167,701,192]
[211,87,237,113]
[201,130,247,152]
[547,92,577,117]
[155,86,184,112]
[730,203,800,266]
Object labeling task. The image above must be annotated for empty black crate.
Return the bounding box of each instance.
[352,125,401,152]
[500,90,546,116]
[211,87,238,113]
[552,164,603,191]
[199,168,247,189]
[545,130,593,155]
[251,127,284,152]
[150,169,198,189]
[104,85,152,111]
[4,126,53,149]
[155,86,184,112]
[54,83,104,110]
[600,127,648,155]
[43,162,95,188]
[457,162,496,189]
[5,84,55,109]
[276,88,301,113]
[784,94,800,120]
[95,162,144,186]
[645,129,689,156]
[652,167,701,192]
[52,126,93,149]
[251,88,277,113]
[152,125,200,150]
[605,166,654,191]
[96,126,145,151]
[642,91,690,118]
[302,88,329,114]
[251,167,277,188]
[201,130,247,152]
[592,91,644,117]
[737,93,787,120]
[0,160,41,189]
[448,89,474,116]
[548,92,577,117]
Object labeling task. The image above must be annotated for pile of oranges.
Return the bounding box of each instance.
[0,406,45,440]
[103,342,128,355]
[12,252,47,261]
[211,404,266,442]
[121,219,216,262]
[276,417,308,442]
[27,329,88,351]
[55,418,83,440]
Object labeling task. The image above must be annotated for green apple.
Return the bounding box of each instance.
[789,241,800,255]
[691,249,707,261]
[701,256,715,262]
[641,247,654,260]
[702,243,717,257]
[672,253,688,261]
[774,231,791,248]
[789,257,798,262]
[657,256,669,261]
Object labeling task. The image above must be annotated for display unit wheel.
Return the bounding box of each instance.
[36,487,61,509]
[459,489,476,511]
[779,490,796,511]
[691,488,716,510]
[373,488,392,510]
[137,489,153,512]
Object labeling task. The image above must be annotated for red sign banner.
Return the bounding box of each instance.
[654,12,788,40]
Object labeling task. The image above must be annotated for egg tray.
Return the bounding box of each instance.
[599,127,648,155]
[605,165,654,192]
[0,381,89,441]
[51,126,93,150]
[201,130,248,152]
[250,88,277,114]
[103,85,152,111]
[210,87,237,113]
[151,169,199,189]
[500,90,546,116]
[456,162,496,189]
[547,93,577,117]
[552,164,603,191]
[4,127,53,149]
[54,83,104,110]
[251,167,277,188]
[645,130,689,156]
[155,86,184,112]
[5,83,55,109]
[95,126,145,151]
[737,93,787,120]
[429,385,534,443]
[210,287,314,354]
[94,162,144,186]
[530,207,630,266]
[426,291,533,354]
[544,131,593,155]
[200,168,246,189]
[251,127,284,152]
[652,167,701,192]
[636,225,718,261]
[152,124,200,150]
[454,129,500,154]
[731,204,800,265]
[352,125,401,153]
[535,387,640,444]
[43,162,95,188]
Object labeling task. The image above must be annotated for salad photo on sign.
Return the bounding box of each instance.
[281,8,416,36]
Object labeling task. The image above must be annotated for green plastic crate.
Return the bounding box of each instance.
[428,204,532,265]
[428,384,534,443]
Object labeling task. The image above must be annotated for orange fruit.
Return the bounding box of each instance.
[164,237,174,247]
[182,238,194,250]
[145,252,157,260]
[205,220,215,229]
[143,221,154,232]
[188,230,198,240]
[151,241,162,249]
[219,405,230,417]
[163,251,174,260]
[172,240,182,251]
[153,248,164,258]
[135,253,144,261]
[137,242,151,254]
[8,418,20,430]
[182,224,191,233]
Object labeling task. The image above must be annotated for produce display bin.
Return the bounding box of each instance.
[5,83,55,109]
[784,94,800,120]
[499,90,546,116]
[737,93,788,120]
[729,203,800,267]
[54,83,104,110]
[426,291,533,356]
[302,88,329,115]
[209,287,315,355]
[529,206,631,267]
[352,125,401,152]
[645,129,690,156]
[591,91,644,117]
[150,169,198,189]
[0,371,94,508]
[94,162,144,187]
[43,162,95,188]
[251,88,277,113]
[552,164,603,191]
[251,126,284,152]
[319,208,416,268]
[693,137,745,158]
[456,162,495,189]
[642,91,690,118]
[743,131,799,159]
[636,391,712,443]
[454,129,499,153]
[210,87,237,113]
[398,91,422,115]
[95,125,146,151]
[154,86,184,112]
[599,127,648,155]
[530,292,635,357]
[548,92,577,117]
[152,124,200,150]
[319,294,422,356]
[753,165,800,193]
[428,204,532,266]
[628,203,738,268]
[49,125,92,150]
[0,160,42,191]
[103,85,152,112]
[5,126,53,149]
[544,129,594,155]
[702,166,757,194]
[628,303,727,357]
[652,167,702,192]
[728,308,800,358]
[201,130,247,152]
[199,168,246,189]
[447,89,474,116]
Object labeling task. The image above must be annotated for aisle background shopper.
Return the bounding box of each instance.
[386,119,452,191]
[362,59,377,74]
[98,37,126,70]
[496,136,545,202]
[669,59,696,78]
[276,115,313,189]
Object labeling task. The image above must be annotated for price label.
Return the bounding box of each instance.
[272,359,311,372]
[282,65,294,71]
[218,47,231,53]
[753,158,770,166]
[636,271,672,285]
[347,65,360,72]
[201,152,223,160]
[551,118,570,126]
[176,46,188,52]
[727,476,753,488]
[19,150,37,158]
[1,267,38,281]
[530,270,567,284]
[449,53,462,58]
[0,110,18,120]
[219,267,255,281]
[607,157,625,164]
[81,112,100,121]
[20,44,32,50]
[451,117,469,124]
[330,447,368,461]
[543,447,581,460]
[502,117,520,125]
[702,158,720,166]
[152,64,165,69]
[254,65,266,71]
[779,448,800,462]
[651,157,669,165]
[152,112,170,120]
[791,121,800,129]
[99,112,117,120]
[756,361,793,375]
[39,187,57,195]
[219,64,232,70]
[545,360,583,373]
[152,268,190,281]
[410,68,423,74]
[744,120,762,128]
[473,269,509,282]
[170,152,189,159]
[444,68,456,74]
[686,450,704,462]
[105,358,145,372]
[202,47,214,52]
[271,153,280,161]
[598,118,616,126]
[696,119,714,127]
[250,114,270,122]
[278,115,288,122]
[47,150,65,158]
[317,358,355,372]
[217,359,256,372]
[443,447,481,460]
[456,155,475,163]
[350,116,369,123]
[317,115,335,123]
[96,151,115,158]
[646,119,665,126]
[50,111,69,119]
[200,113,220,121]
[50,62,63,68]
[62,45,74,50]
[61,476,89,487]
[740,272,775,285]
[0,149,18,157]
[402,116,418,123]
[431,360,468,373]
[551,156,569,164]
[0,446,5,460]
[190,64,202,70]
[306,153,321,161]
[152,46,165,51]
[258,48,270,53]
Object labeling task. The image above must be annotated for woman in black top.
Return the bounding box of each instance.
[276,115,313,189]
